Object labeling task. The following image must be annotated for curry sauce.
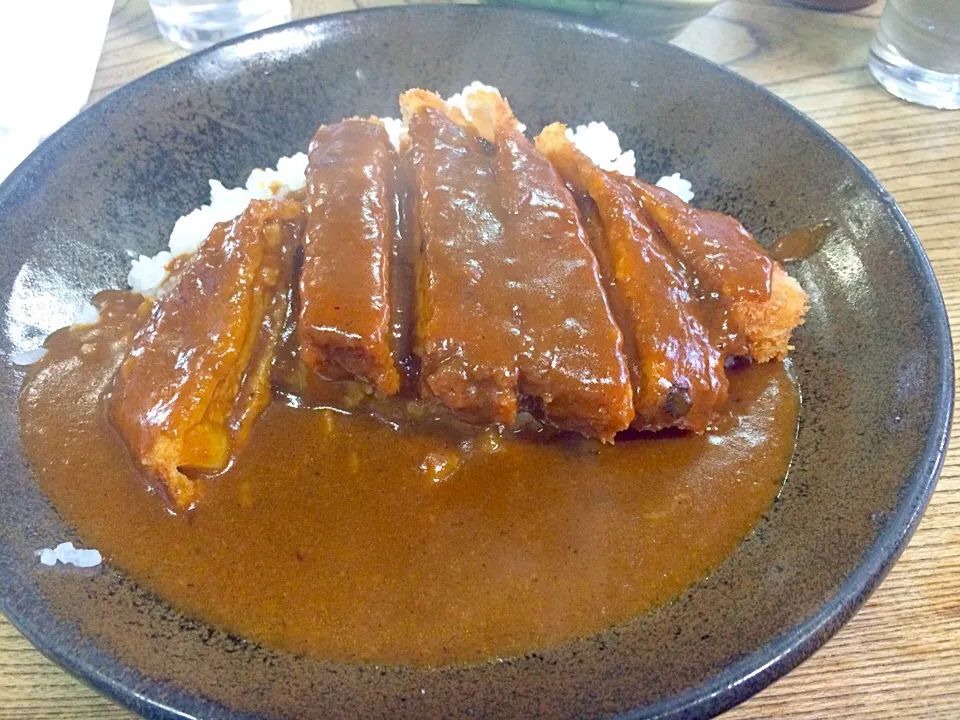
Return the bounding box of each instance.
[19,291,799,666]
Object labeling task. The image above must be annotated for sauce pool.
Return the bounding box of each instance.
[768,220,833,265]
[19,292,800,667]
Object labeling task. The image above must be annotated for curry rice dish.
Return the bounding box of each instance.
[19,85,809,665]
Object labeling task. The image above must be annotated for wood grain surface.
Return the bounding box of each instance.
[3,0,959,717]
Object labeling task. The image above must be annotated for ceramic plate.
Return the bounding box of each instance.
[0,7,952,719]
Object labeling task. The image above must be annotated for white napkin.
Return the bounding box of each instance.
[0,0,113,181]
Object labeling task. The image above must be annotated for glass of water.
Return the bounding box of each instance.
[149,0,293,51]
[868,0,960,110]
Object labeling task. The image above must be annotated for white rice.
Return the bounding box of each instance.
[10,347,47,366]
[72,301,100,327]
[128,251,173,294]
[381,117,404,151]
[126,81,694,296]
[446,81,526,133]
[565,122,637,177]
[127,153,309,295]
[563,122,696,202]
[9,302,100,367]
[447,81,499,119]
[37,541,102,568]
[655,172,695,203]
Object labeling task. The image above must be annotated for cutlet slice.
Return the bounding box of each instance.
[468,93,633,441]
[111,199,304,510]
[628,179,809,362]
[401,89,519,425]
[299,118,401,395]
[537,124,727,433]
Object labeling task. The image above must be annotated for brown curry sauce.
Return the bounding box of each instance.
[19,290,799,667]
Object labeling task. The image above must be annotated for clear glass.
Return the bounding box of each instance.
[868,0,960,110]
[485,0,720,40]
[148,0,293,51]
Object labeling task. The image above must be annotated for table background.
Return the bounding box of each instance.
[2,0,959,717]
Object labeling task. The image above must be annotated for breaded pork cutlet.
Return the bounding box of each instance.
[111,199,304,510]
[467,92,633,441]
[401,89,520,425]
[628,179,809,363]
[299,117,401,395]
[536,123,727,433]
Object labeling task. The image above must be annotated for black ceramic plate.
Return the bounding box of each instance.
[0,7,952,720]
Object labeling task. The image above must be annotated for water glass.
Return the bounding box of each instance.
[485,0,721,40]
[149,0,293,51]
[868,0,960,110]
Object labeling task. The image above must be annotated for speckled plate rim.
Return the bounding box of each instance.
[0,7,953,720]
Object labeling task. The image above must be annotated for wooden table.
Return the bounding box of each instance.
[3,0,959,717]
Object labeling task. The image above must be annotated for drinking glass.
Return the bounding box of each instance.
[148,0,293,51]
[868,0,960,110]
[484,0,721,39]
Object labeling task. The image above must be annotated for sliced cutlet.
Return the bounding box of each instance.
[401,90,519,425]
[468,92,633,441]
[299,118,401,394]
[111,199,304,510]
[628,179,809,362]
[537,124,727,433]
